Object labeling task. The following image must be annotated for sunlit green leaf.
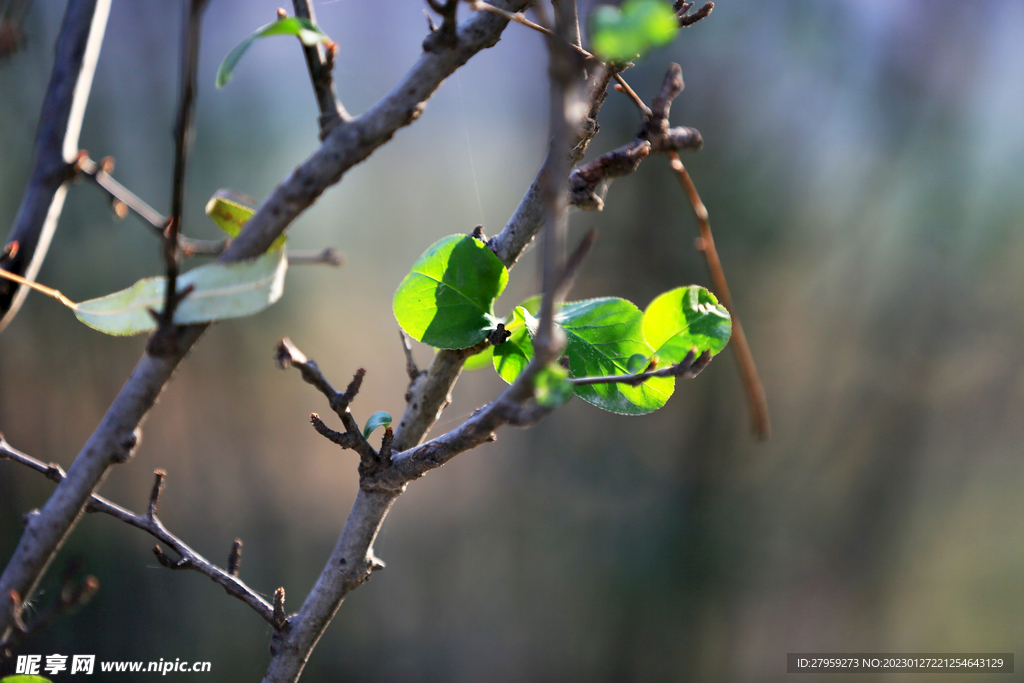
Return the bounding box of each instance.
[205,191,285,250]
[393,235,508,349]
[73,250,287,335]
[363,411,392,438]
[642,286,731,364]
[591,0,678,62]
[1,676,53,683]
[217,17,332,88]
[557,298,673,415]
[462,344,494,371]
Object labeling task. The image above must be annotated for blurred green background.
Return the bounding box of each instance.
[2,1,1023,681]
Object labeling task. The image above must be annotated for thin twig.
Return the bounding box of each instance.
[275,339,379,466]
[291,0,349,138]
[569,349,713,386]
[667,152,770,440]
[158,0,208,333]
[75,156,227,257]
[0,438,275,626]
[0,0,111,332]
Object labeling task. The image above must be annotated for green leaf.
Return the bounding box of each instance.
[557,298,673,415]
[642,286,731,364]
[73,249,287,335]
[363,411,392,439]
[205,191,285,251]
[493,299,672,415]
[393,235,509,349]
[533,363,573,408]
[2,677,53,683]
[217,17,332,88]
[493,306,538,384]
[462,344,494,371]
[591,0,678,62]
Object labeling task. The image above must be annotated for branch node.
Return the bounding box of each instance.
[153,545,188,570]
[422,0,458,52]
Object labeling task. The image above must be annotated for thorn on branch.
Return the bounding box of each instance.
[148,469,166,519]
[228,539,242,577]
[399,330,421,382]
[273,587,287,629]
[379,426,394,468]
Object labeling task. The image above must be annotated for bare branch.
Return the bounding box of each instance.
[291,0,349,138]
[156,0,209,336]
[678,1,714,27]
[0,438,275,627]
[0,0,111,331]
[75,156,227,257]
[276,339,379,466]
[287,248,344,267]
[0,4,530,640]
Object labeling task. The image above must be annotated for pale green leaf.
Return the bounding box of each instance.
[205,191,285,251]
[73,250,287,335]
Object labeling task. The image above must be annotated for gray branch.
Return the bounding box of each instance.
[0,0,530,645]
[0,0,111,331]
[0,437,274,626]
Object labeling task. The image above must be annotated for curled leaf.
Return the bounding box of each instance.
[363,411,392,439]
[216,17,332,88]
[205,191,286,251]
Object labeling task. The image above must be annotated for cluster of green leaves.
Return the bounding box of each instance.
[591,0,679,63]
[70,193,286,336]
[393,235,732,415]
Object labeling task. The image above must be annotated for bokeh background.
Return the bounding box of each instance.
[2,0,1023,681]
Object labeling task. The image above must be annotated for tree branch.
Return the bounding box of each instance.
[0,437,275,627]
[0,0,531,645]
[263,6,591,681]
[0,0,111,332]
[155,0,209,339]
[291,0,349,138]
